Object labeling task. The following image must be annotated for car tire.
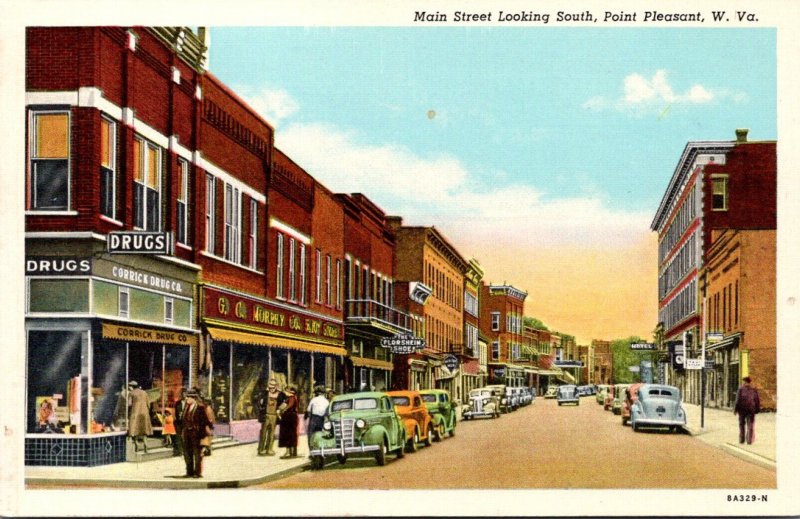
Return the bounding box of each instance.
[311,455,325,470]
[406,430,419,453]
[396,434,406,458]
[424,424,434,447]
[434,423,445,442]
[449,418,456,437]
[375,441,388,466]
[337,454,347,465]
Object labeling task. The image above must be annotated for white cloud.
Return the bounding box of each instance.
[586,70,745,116]
[234,85,299,127]
[277,122,650,250]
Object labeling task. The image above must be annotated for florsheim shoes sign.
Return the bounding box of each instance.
[380,334,426,354]
[107,231,173,255]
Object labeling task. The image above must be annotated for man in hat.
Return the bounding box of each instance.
[127,381,152,453]
[734,376,761,444]
[256,378,285,456]
[181,387,213,478]
[172,387,188,456]
[305,386,329,449]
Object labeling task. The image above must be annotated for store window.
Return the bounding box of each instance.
[231,345,269,421]
[27,330,83,433]
[28,279,89,313]
[91,341,127,432]
[133,136,162,231]
[211,342,231,424]
[29,110,70,211]
[100,117,117,219]
[127,343,190,435]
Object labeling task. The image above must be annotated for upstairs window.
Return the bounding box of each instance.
[176,159,189,245]
[30,111,70,210]
[248,199,258,268]
[223,184,241,263]
[100,117,117,219]
[133,137,162,231]
[205,174,216,254]
[491,312,500,331]
[712,175,728,211]
[276,233,285,298]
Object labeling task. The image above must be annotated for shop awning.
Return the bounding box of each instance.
[537,369,560,376]
[524,367,540,375]
[350,356,394,371]
[706,333,742,352]
[557,371,576,384]
[206,327,347,356]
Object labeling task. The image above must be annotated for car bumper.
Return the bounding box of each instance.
[463,410,495,418]
[309,443,381,457]
[633,417,686,427]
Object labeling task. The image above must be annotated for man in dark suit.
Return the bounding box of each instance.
[181,388,213,478]
[172,387,188,456]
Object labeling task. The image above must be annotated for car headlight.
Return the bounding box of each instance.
[355,419,366,429]
[323,421,332,431]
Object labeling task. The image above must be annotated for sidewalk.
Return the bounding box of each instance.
[26,439,311,489]
[681,403,776,471]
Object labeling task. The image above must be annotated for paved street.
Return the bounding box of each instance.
[257,397,776,489]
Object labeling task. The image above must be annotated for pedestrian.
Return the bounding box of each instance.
[305,386,329,448]
[162,409,176,448]
[127,381,152,453]
[180,387,214,478]
[200,395,216,456]
[256,378,285,456]
[278,385,299,458]
[734,376,761,444]
[173,387,187,456]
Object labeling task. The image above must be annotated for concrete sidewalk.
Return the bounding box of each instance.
[681,403,776,471]
[26,439,311,489]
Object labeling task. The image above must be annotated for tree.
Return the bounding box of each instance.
[523,316,548,330]
[610,336,659,384]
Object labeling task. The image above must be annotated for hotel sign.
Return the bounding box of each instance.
[203,287,343,343]
[630,342,658,350]
[107,231,172,255]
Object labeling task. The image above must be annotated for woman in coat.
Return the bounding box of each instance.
[127,381,153,452]
[278,386,299,458]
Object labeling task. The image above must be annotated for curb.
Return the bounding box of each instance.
[718,443,777,472]
[25,462,310,489]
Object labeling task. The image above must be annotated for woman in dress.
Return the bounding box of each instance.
[278,386,299,458]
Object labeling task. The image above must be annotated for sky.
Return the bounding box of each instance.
[208,27,776,345]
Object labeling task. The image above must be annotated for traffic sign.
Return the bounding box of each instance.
[685,358,703,370]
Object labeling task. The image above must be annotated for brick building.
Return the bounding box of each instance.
[651,129,776,406]
[481,283,528,387]
[590,340,613,385]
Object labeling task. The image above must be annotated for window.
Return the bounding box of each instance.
[119,287,130,318]
[276,233,285,298]
[326,255,332,305]
[133,137,162,231]
[248,200,257,268]
[299,244,306,305]
[205,174,216,254]
[336,259,342,309]
[712,175,728,211]
[224,184,241,263]
[164,298,174,325]
[30,111,70,210]
[176,159,189,245]
[491,312,500,331]
[492,341,499,360]
[100,117,117,219]
[288,238,296,302]
[315,250,322,303]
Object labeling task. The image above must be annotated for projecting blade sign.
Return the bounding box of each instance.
[380,334,426,354]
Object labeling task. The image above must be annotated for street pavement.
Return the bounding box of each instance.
[25,398,776,489]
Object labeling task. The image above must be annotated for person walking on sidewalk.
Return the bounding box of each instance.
[256,378,285,456]
[305,386,329,448]
[734,376,761,445]
[278,386,299,458]
[181,388,214,478]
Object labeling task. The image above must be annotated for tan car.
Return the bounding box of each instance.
[387,390,434,453]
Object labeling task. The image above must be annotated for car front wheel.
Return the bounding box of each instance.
[337,454,347,464]
[375,441,388,466]
[424,424,434,447]
[434,423,445,442]
[311,455,325,470]
[406,430,419,453]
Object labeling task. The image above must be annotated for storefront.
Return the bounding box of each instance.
[25,246,199,466]
[200,286,346,442]
[706,334,741,409]
[487,363,525,387]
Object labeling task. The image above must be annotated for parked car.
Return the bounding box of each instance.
[519,387,533,406]
[611,384,630,415]
[603,385,616,410]
[621,382,645,425]
[544,386,559,399]
[630,384,687,432]
[462,387,501,419]
[388,390,434,452]
[557,384,580,406]
[596,384,612,405]
[485,384,512,413]
[308,391,406,469]
[419,389,457,441]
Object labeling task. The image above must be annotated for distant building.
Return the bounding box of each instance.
[481,283,528,387]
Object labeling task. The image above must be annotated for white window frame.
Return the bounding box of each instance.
[249,199,258,268]
[299,244,306,305]
[133,136,163,231]
[492,341,500,360]
[491,312,500,331]
[276,233,285,299]
[100,116,117,219]
[205,174,216,254]
[326,254,332,306]
[288,238,297,302]
[29,109,71,211]
[176,158,189,245]
[712,174,729,211]
[336,259,342,309]
[119,287,130,318]
[315,249,322,303]
[164,297,174,325]
[224,183,241,263]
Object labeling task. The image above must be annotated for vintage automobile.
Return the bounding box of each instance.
[544,386,558,399]
[388,390,435,452]
[462,387,501,419]
[519,387,533,406]
[603,385,616,410]
[557,384,580,406]
[419,389,457,441]
[596,384,612,405]
[621,382,645,425]
[308,391,407,469]
[485,384,512,413]
[630,384,687,432]
[611,384,630,415]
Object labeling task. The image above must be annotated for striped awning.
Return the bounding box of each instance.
[206,327,347,356]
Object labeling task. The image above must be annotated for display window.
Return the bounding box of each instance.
[27,330,84,434]
[231,345,269,421]
[91,341,127,432]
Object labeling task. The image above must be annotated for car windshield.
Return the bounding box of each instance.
[331,398,379,412]
[421,394,437,403]
[391,396,410,406]
[472,391,490,398]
